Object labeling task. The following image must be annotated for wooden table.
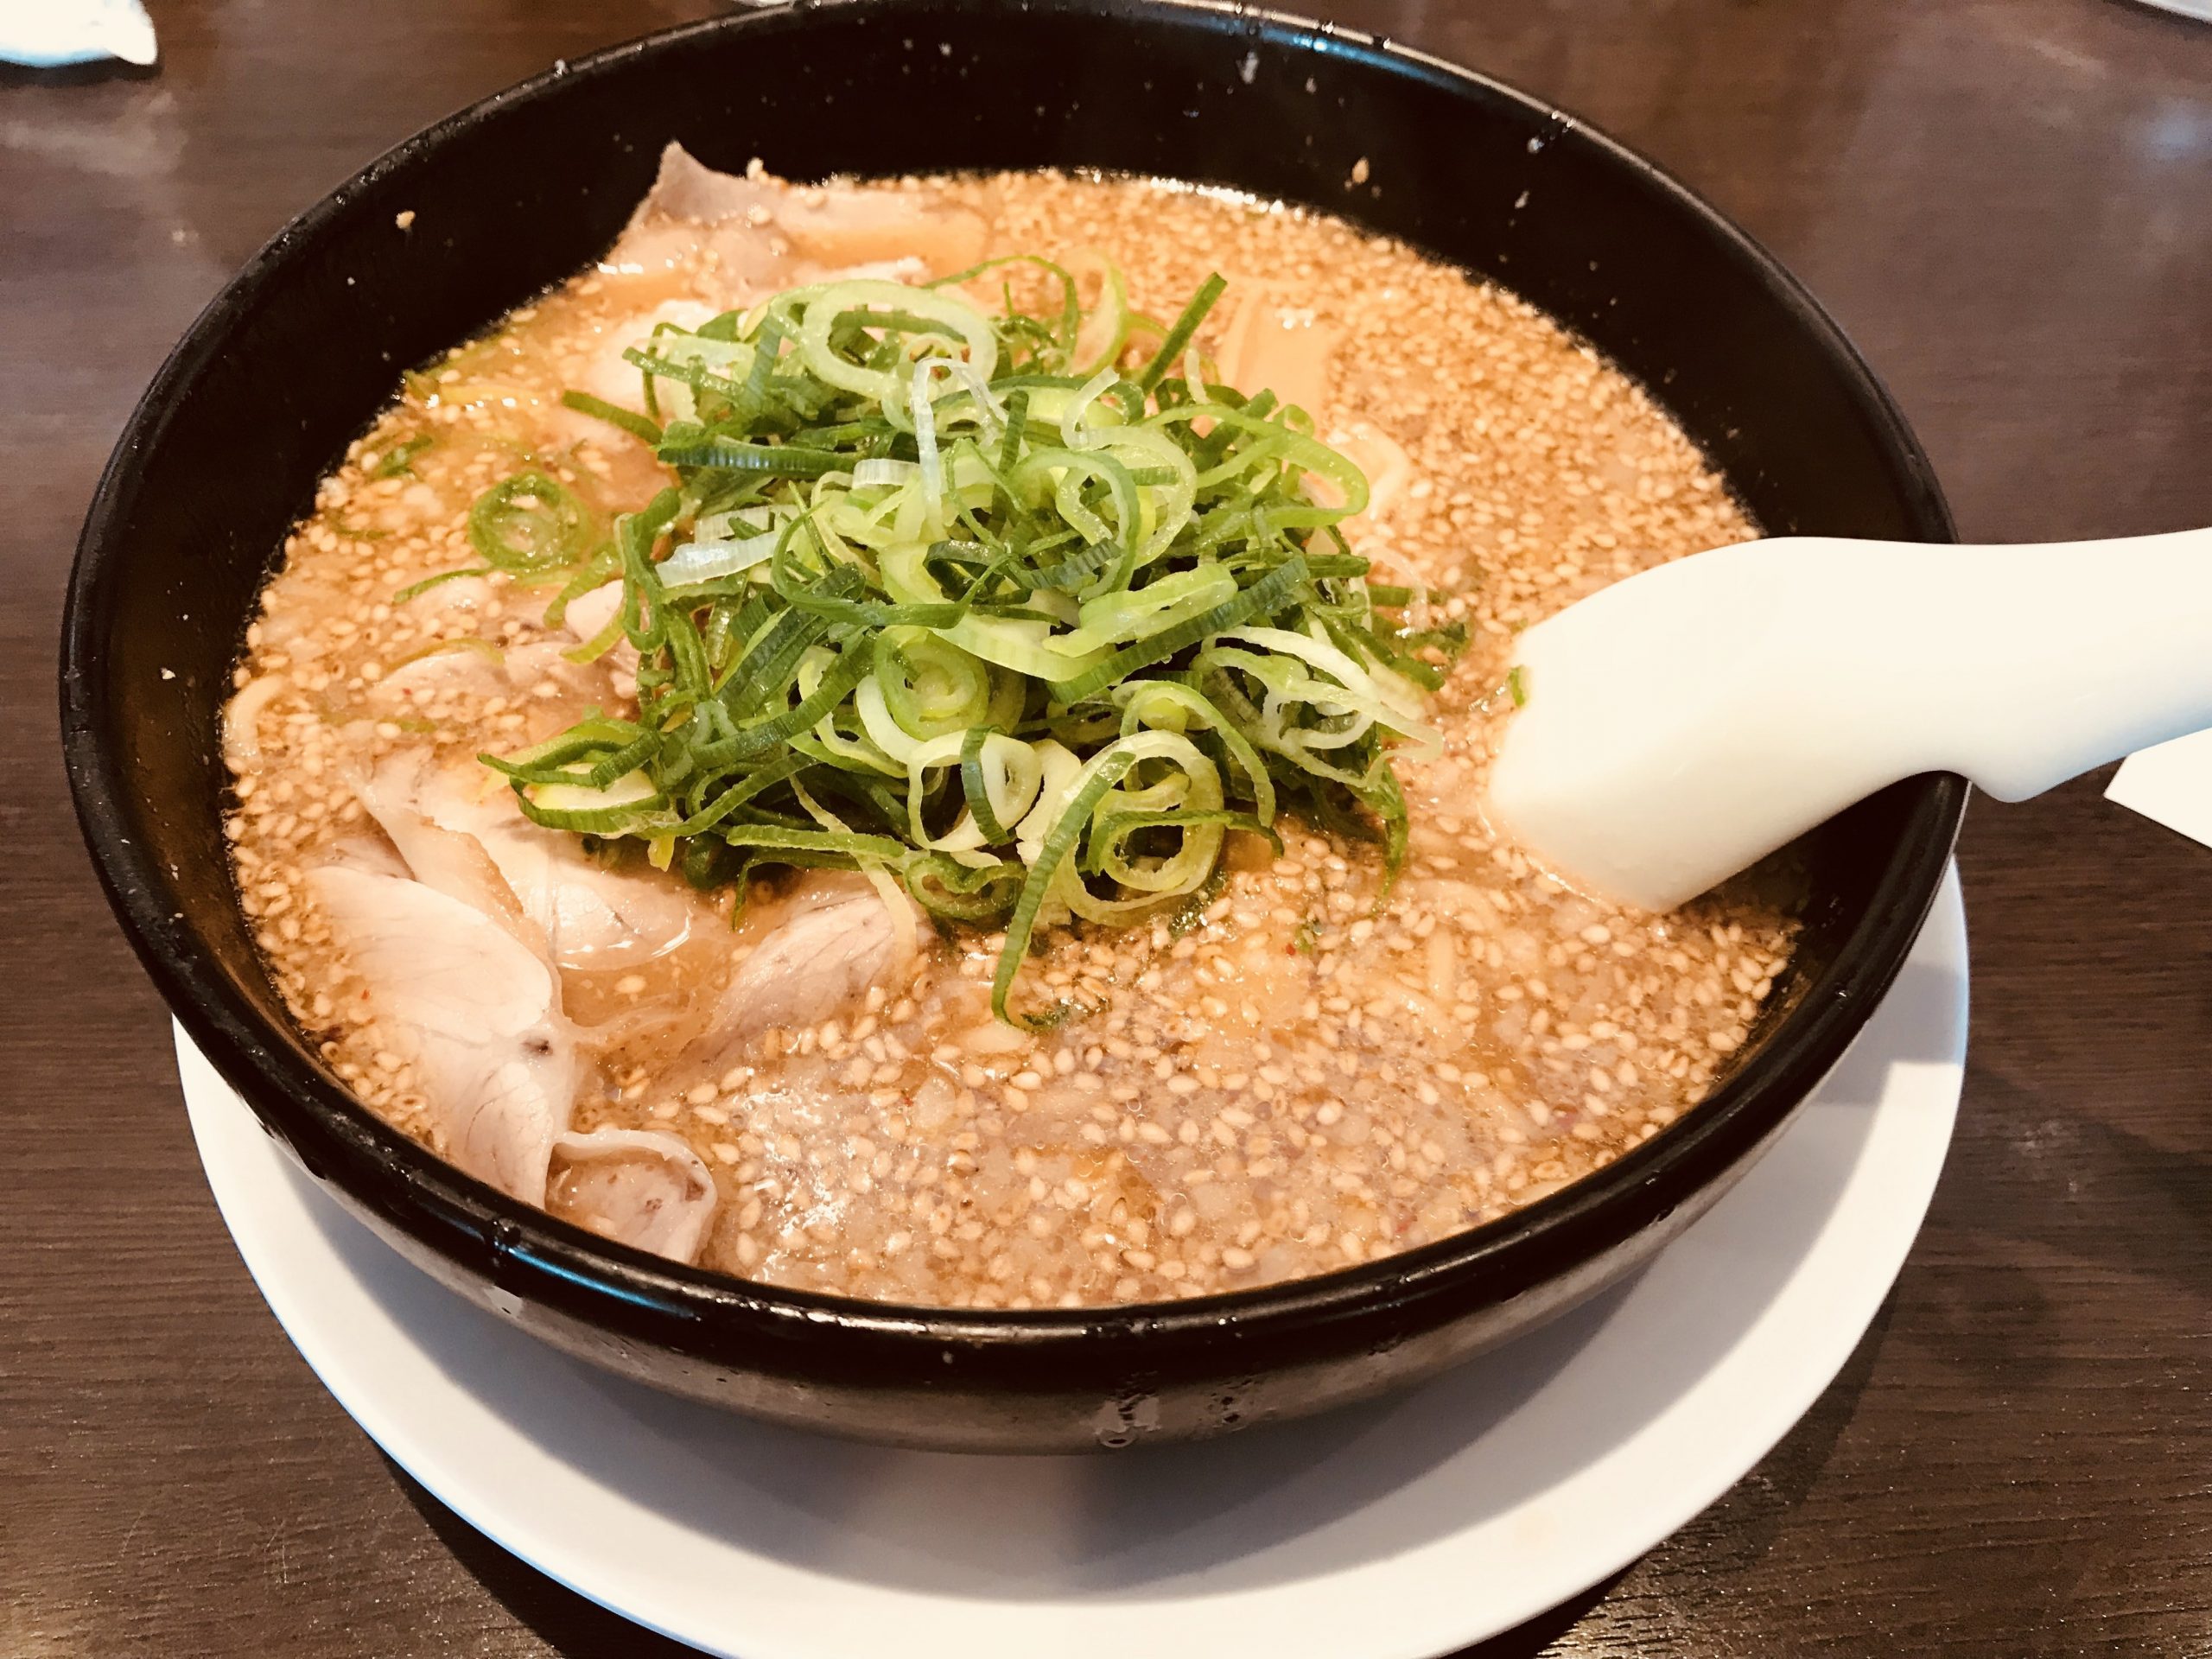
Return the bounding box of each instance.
[8,1,2209,1652]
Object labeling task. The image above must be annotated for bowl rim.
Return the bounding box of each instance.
[60,0,1967,1365]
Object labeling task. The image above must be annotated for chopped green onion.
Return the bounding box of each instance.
[519,769,664,833]
[495,262,1440,1022]
[371,433,435,480]
[655,435,849,476]
[468,471,594,573]
[560,390,663,445]
[994,747,1139,1027]
[392,564,492,605]
[1136,273,1227,394]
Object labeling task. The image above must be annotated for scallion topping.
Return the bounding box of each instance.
[468,471,595,574]
[371,433,435,479]
[561,389,664,445]
[484,263,1462,1024]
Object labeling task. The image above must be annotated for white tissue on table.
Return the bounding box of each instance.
[2107,729,2212,849]
[3,0,157,67]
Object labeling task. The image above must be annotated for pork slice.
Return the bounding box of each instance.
[1211,277,1340,422]
[560,296,721,439]
[356,754,543,954]
[306,863,578,1203]
[693,875,918,1068]
[608,143,995,307]
[548,1128,719,1263]
[410,758,700,976]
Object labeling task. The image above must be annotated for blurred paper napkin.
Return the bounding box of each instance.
[2106,730,2212,848]
[3,0,157,67]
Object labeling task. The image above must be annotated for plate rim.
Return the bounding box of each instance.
[180,867,1969,1659]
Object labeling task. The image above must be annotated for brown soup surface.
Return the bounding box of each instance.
[223,167,1792,1308]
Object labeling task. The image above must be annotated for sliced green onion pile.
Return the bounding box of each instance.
[478,259,1465,1024]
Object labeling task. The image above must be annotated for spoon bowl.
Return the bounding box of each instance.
[1491,526,2212,912]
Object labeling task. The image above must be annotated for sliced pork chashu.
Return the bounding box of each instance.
[305,755,721,1262]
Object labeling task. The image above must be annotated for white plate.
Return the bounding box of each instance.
[181,868,1967,1659]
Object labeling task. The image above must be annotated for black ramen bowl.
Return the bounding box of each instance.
[61,0,1964,1452]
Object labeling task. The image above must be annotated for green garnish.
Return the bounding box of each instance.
[1507,664,1529,708]
[392,564,493,604]
[395,468,602,605]
[370,433,435,479]
[468,470,594,574]
[483,264,1462,1025]
[561,389,664,445]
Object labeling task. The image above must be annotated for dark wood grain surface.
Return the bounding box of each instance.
[7,1,2210,1653]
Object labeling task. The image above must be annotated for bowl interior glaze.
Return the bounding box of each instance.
[62,0,1964,1452]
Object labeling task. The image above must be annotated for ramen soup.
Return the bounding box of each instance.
[222,149,1794,1307]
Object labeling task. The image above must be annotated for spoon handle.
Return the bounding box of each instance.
[1488,524,2212,912]
[1853,525,2212,799]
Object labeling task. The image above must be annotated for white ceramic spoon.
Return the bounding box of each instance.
[1485,526,2212,912]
